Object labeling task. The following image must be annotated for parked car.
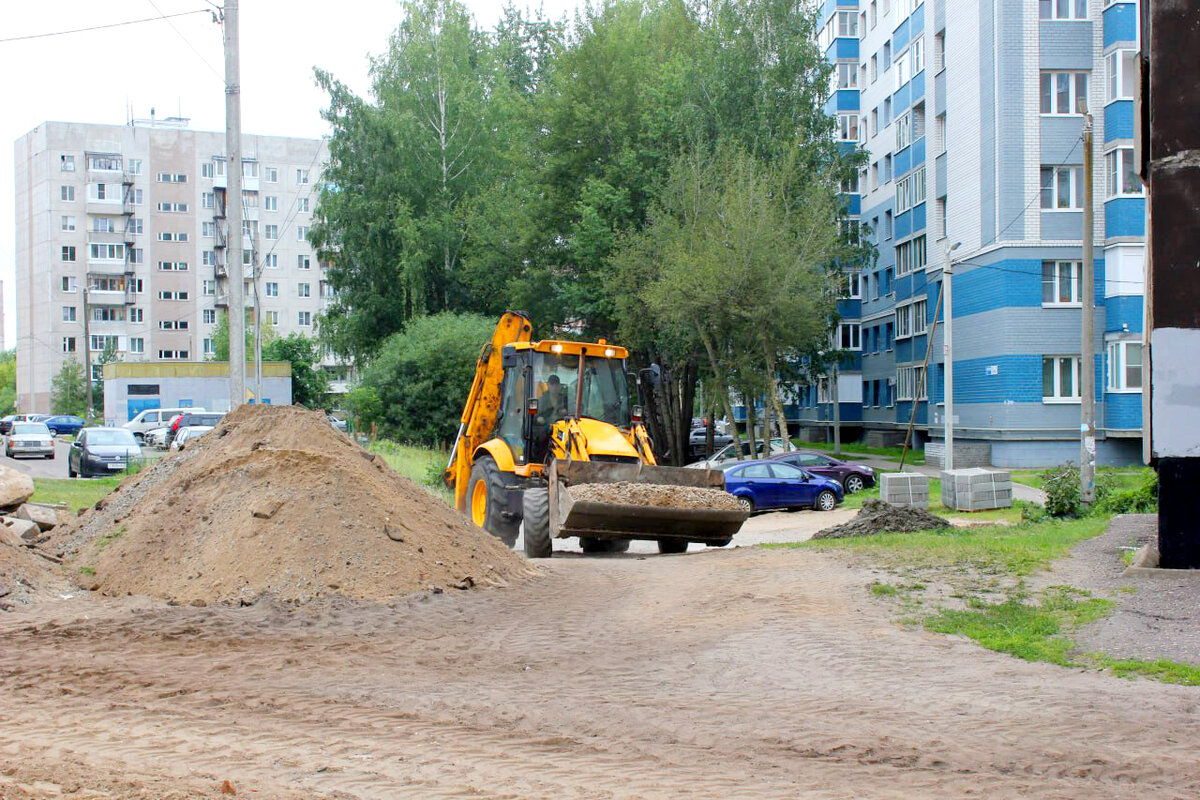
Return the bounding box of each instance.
[687,426,734,457]
[722,459,843,514]
[167,412,225,446]
[769,450,876,493]
[145,427,172,449]
[68,427,141,478]
[43,415,86,437]
[0,415,19,435]
[170,425,214,451]
[685,438,789,469]
[123,407,207,441]
[328,414,349,432]
[5,422,56,460]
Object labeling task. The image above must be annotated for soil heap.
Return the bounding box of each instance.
[569,482,743,511]
[47,405,533,605]
[813,499,950,540]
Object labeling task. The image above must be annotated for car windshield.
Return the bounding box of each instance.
[86,429,138,446]
[190,415,224,426]
[13,423,50,435]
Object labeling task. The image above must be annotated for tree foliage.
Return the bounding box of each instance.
[0,350,15,416]
[358,312,496,445]
[263,333,330,408]
[51,358,88,417]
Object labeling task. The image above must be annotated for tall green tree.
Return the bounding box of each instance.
[263,333,330,408]
[51,358,88,417]
[0,350,15,416]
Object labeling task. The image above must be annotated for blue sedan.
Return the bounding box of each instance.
[723,459,844,514]
[43,415,86,436]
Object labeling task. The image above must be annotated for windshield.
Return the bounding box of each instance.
[86,429,138,446]
[530,351,630,427]
[13,423,49,435]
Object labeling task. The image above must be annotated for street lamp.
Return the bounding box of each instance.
[943,241,961,471]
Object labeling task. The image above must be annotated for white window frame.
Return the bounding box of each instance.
[1040,166,1084,210]
[129,337,145,355]
[895,305,912,339]
[895,169,926,214]
[203,309,217,325]
[1042,260,1082,306]
[265,166,279,183]
[61,215,76,232]
[896,235,927,276]
[298,282,311,298]
[265,282,279,298]
[1106,49,1136,103]
[61,185,75,202]
[1105,147,1143,197]
[1039,0,1088,20]
[264,195,278,212]
[1043,356,1081,403]
[912,298,928,334]
[62,306,77,322]
[1106,340,1143,392]
[129,308,144,323]
[298,311,312,327]
[1040,71,1090,115]
[61,154,76,172]
[896,364,927,401]
[296,168,310,184]
[836,113,859,142]
[838,323,861,351]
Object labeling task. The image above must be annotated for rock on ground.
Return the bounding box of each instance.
[0,465,35,510]
[813,499,950,539]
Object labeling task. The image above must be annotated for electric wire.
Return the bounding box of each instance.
[0,9,211,44]
[145,0,226,84]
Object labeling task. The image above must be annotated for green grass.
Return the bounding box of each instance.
[368,440,453,504]
[1011,466,1154,492]
[768,515,1110,577]
[924,587,1114,666]
[790,439,925,465]
[31,477,122,512]
[870,581,900,597]
[1092,655,1200,686]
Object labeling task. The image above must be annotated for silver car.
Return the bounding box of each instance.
[6,422,55,459]
[685,437,789,469]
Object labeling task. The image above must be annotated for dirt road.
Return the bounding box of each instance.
[2,546,1198,799]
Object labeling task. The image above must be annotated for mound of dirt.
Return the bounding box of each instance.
[46,405,533,605]
[0,539,74,610]
[569,482,743,511]
[813,499,950,540]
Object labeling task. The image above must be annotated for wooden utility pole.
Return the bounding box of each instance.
[1080,111,1097,505]
[831,362,841,455]
[223,0,245,408]
[82,288,93,417]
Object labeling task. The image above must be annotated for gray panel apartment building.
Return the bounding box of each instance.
[796,0,1146,467]
[13,118,344,415]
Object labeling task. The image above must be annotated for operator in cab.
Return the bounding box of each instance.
[537,374,570,425]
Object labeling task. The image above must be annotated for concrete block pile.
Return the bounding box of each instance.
[879,472,929,509]
[940,468,1013,511]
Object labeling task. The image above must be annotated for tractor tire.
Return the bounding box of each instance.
[814,489,838,512]
[657,539,689,555]
[523,488,552,558]
[580,537,630,554]
[467,457,519,547]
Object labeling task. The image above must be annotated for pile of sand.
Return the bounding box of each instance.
[569,482,743,511]
[812,499,950,540]
[47,405,533,605]
[0,541,74,610]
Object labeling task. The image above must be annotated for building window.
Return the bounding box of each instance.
[896,235,927,276]
[264,224,279,240]
[1107,49,1137,103]
[128,159,142,175]
[298,197,310,213]
[202,162,215,179]
[844,271,862,299]
[1040,165,1084,210]
[158,349,190,360]
[1039,0,1087,19]
[818,10,859,49]
[1042,260,1082,305]
[157,261,189,271]
[296,168,310,184]
[297,255,312,270]
[203,338,216,357]
[91,217,116,234]
[895,169,926,214]
[1106,147,1143,197]
[298,283,311,298]
[264,195,278,212]
[834,61,858,91]
[157,201,189,213]
[61,215,76,232]
[884,210,893,239]
[1107,341,1143,391]
[130,248,144,265]
[92,307,122,323]
[156,172,188,183]
[265,282,279,297]
[158,320,189,331]
[896,112,912,151]
[912,298,928,334]
[129,278,144,294]
[296,225,310,241]
[62,337,76,353]
[264,253,278,269]
[61,154,76,172]
[90,335,120,353]
[128,218,144,235]
[202,221,216,237]
[265,166,279,182]
[62,276,77,293]
[836,113,859,141]
[202,280,215,296]
[895,305,912,339]
[203,309,217,324]
[129,307,143,323]
[1040,71,1089,115]
[298,311,312,326]
[838,323,861,351]
[243,160,259,178]
[266,310,280,326]
[61,185,75,201]
[62,306,76,322]
[202,192,216,209]
[1043,356,1080,402]
[896,365,927,401]
[88,243,125,261]
[87,155,122,172]
[129,337,145,354]
[158,232,190,242]
[128,188,143,205]
[202,251,216,266]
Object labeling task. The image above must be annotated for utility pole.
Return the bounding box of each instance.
[943,241,961,471]
[82,288,93,418]
[831,361,841,455]
[223,0,245,409]
[1080,111,1097,504]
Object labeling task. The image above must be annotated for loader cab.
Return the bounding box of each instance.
[496,343,631,466]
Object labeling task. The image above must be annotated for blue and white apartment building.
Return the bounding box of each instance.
[796,0,1145,467]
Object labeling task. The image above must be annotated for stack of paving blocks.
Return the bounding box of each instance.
[879,472,929,509]
[940,468,1013,511]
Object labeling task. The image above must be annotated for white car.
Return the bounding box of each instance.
[145,427,171,449]
[6,421,55,459]
[170,425,214,451]
[123,407,206,441]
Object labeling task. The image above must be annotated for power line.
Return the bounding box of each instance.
[145,0,226,84]
[0,9,211,44]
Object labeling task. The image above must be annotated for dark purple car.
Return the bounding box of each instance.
[768,450,876,493]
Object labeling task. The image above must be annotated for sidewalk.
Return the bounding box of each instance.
[850,454,1048,506]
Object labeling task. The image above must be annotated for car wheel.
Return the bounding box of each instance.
[737,495,755,514]
[656,539,688,554]
[68,463,77,478]
[843,474,865,493]
[814,490,838,512]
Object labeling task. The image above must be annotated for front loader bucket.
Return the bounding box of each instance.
[548,460,749,544]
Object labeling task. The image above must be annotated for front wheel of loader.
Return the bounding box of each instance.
[523,488,553,558]
[580,537,630,554]
[656,539,689,555]
[468,457,519,547]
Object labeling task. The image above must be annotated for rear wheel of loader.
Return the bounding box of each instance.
[656,539,689,555]
[468,457,519,547]
[580,537,630,554]
[523,488,552,558]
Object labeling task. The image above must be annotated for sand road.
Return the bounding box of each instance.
[1,546,1198,799]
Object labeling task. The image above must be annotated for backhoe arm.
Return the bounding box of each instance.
[445,311,533,511]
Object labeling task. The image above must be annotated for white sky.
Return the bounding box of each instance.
[0,0,577,350]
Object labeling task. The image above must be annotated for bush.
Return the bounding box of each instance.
[1096,470,1158,514]
[1041,463,1082,518]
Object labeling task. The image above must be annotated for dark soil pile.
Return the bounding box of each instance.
[813,499,950,540]
[46,405,534,605]
[569,482,743,511]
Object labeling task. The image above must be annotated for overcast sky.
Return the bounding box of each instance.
[0,0,576,351]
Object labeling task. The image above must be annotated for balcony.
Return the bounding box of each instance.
[86,289,126,306]
[87,262,127,277]
[86,197,123,215]
[212,173,259,193]
[213,293,254,309]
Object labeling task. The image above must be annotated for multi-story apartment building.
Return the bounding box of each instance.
[14,118,340,414]
[796,0,1145,467]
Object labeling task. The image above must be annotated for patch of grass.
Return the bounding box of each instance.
[369,440,453,504]
[78,565,95,576]
[768,515,1111,577]
[870,581,900,597]
[1091,655,1200,686]
[924,587,1113,666]
[1121,548,1137,567]
[1011,466,1154,493]
[791,439,924,465]
[95,524,126,552]
[30,477,121,513]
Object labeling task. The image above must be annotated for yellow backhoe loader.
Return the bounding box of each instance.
[445,311,748,557]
